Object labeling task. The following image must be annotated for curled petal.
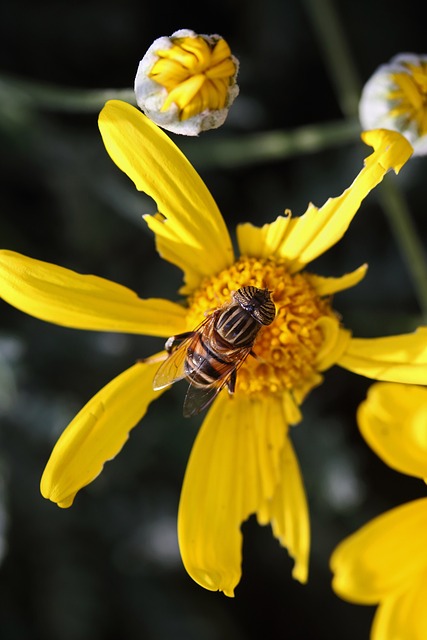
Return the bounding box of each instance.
[331,497,427,604]
[307,264,368,296]
[337,327,427,384]
[178,392,305,596]
[315,321,352,372]
[0,250,186,337]
[41,359,165,508]
[98,100,234,294]
[237,130,413,271]
[358,382,427,479]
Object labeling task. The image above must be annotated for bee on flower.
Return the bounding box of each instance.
[153,286,277,418]
[331,382,427,639]
[0,99,426,597]
[134,29,239,135]
[359,53,427,156]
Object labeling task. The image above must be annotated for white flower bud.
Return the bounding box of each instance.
[360,53,427,156]
[134,29,239,136]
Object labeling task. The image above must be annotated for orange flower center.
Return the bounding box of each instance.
[186,257,338,405]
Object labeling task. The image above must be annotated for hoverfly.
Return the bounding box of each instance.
[153,286,276,417]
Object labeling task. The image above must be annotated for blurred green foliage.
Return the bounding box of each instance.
[1,1,427,638]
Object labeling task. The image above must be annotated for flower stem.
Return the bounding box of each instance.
[0,72,361,162]
[378,175,427,320]
[302,0,362,119]
[0,74,136,112]
[182,118,360,168]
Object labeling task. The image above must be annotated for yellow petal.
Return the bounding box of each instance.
[237,130,412,272]
[338,327,427,384]
[98,100,234,294]
[372,573,427,640]
[178,392,301,596]
[331,497,427,604]
[315,321,352,372]
[257,435,310,583]
[358,382,427,479]
[41,359,165,508]
[162,74,205,111]
[307,264,368,296]
[0,250,186,337]
[237,214,292,258]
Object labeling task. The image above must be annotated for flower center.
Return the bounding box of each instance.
[389,61,427,136]
[186,257,338,403]
[149,35,237,121]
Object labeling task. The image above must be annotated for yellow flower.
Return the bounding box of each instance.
[0,99,422,597]
[360,53,427,156]
[134,29,239,135]
[331,382,427,640]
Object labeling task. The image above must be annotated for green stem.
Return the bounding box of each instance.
[302,0,362,118]
[0,74,136,112]
[0,72,361,163]
[182,118,360,168]
[378,175,427,320]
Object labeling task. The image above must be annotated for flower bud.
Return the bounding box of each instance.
[134,29,239,135]
[360,53,427,156]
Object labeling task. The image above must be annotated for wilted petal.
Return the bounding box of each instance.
[0,250,186,337]
[99,100,234,293]
[41,359,165,508]
[237,130,412,272]
[338,327,427,384]
[331,497,427,604]
[178,392,304,596]
[358,382,427,479]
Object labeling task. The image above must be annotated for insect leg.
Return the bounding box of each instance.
[165,332,196,353]
[227,368,237,395]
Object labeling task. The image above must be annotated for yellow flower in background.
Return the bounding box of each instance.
[0,99,423,598]
[134,29,239,135]
[360,53,427,156]
[331,383,427,640]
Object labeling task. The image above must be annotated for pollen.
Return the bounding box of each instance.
[389,60,427,136]
[149,34,238,121]
[186,257,338,402]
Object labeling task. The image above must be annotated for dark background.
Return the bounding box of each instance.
[1,1,426,638]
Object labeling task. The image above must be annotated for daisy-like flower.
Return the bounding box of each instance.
[360,53,427,156]
[331,382,427,640]
[0,100,424,597]
[134,29,239,135]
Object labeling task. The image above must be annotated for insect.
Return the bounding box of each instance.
[153,286,276,417]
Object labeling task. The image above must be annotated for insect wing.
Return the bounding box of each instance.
[183,375,229,418]
[182,345,251,417]
[152,335,194,390]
